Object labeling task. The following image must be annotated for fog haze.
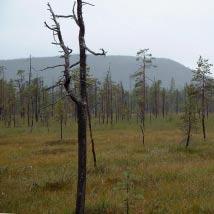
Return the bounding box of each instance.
[1,0,214,69]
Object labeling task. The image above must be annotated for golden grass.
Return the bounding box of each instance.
[0,117,214,213]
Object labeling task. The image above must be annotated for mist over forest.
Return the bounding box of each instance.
[0,55,192,88]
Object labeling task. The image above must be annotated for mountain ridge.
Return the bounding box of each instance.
[0,55,192,88]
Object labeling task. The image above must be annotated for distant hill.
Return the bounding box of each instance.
[0,55,192,88]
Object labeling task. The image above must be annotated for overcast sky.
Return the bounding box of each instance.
[1,0,214,69]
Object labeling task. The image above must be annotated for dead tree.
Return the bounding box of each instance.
[0,66,6,120]
[27,55,32,127]
[86,93,97,168]
[161,88,166,118]
[45,1,105,213]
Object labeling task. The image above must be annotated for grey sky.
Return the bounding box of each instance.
[1,0,214,69]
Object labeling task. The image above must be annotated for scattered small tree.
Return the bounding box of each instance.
[133,49,155,144]
[180,84,198,148]
[192,56,213,140]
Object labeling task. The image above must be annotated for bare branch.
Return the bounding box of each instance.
[40,64,64,71]
[72,1,79,26]
[44,81,63,91]
[56,15,74,18]
[41,95,67,110]
[85,47,107,56]
[52,42,61,45]
[44,21,58,32]
[70,61,80,69]
[67,90,84,106]
[44,2,82,106]
[82,1,95,6]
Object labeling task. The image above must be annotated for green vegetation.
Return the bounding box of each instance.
[0,117,214,213]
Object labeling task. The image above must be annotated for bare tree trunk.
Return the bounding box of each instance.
[60,85,63,141]
[30,97,34,132]
[142,59,146,127]
[202,113,206,140]
[206,98,209,119]
[76,1,87,212]
[162,89,165,118]
[101,94,105,124]
[186,113,191,148]
[106,80,109,124]
[51,86,54,118]
[86,95,97,168]
[110,75,113,125]
[94,80,98,118]
[176,90,179,114]
[140,124,145,145]
[28,55,32,127]
[202,79,206,141]
[76,104,87,214]
[155,83,158,118]
[35,78,39,122]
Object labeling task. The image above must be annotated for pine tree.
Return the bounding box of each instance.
[181,84,198,148]
[192,56,213,140]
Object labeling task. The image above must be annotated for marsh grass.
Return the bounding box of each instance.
[0,116,214,213]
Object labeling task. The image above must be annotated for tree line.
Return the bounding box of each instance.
[1,56,214,134]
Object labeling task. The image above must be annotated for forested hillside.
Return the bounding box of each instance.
[0,55,192,88]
